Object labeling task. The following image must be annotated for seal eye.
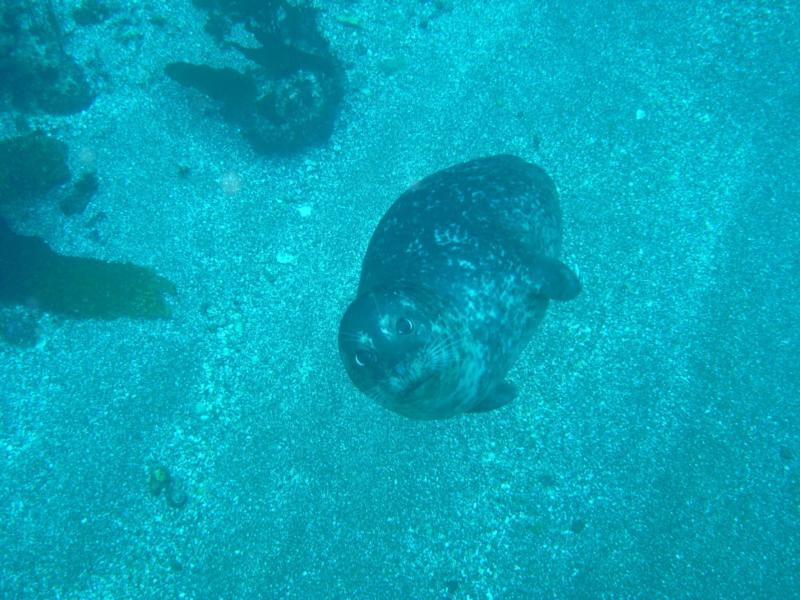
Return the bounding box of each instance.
[354,349,375,367]
[396,317,413,335]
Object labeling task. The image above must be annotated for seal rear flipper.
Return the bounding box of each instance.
[467,381,517,413]
[528,256,582,301]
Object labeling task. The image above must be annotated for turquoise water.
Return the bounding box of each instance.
[1,1,798,598]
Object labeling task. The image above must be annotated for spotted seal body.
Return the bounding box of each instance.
[338,155,581,419]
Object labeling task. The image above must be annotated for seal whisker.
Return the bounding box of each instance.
[424,328,467,367]
[338,330,366,343]
[425,339,458,367]
[369,383,399,408]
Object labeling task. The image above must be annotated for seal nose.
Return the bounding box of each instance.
[393,362,410,377]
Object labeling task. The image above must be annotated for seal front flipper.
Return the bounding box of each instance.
[467,381,518,413]
[528,256,582,301]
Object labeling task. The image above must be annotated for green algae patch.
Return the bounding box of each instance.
[0,132,70,200]
[0,219,176,320]
[148,463,188,509]
[165,62,257,106]
[149,464,172,496]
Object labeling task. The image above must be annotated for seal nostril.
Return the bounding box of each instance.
[396,317,413,335]
[354,349,373,367]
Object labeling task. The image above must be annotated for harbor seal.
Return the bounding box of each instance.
[338,155,581,419]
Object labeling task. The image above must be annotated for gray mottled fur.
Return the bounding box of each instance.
[339,155,579,419]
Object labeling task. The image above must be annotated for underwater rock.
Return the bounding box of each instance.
[0,218,176,320]
[72,0,115,26]
[164,62,257,106]
[167,0,343,154]
[570,518,587,534]
[0,307,39,347]
[59,172,99,216]
[165,478,188,509]
[32,56,94,116]
[0,0,94,114]
[0,132,70,201]
[229,35,336,79]
[149,464,172,496]
[236,64,341,154]
[148,464,188,509]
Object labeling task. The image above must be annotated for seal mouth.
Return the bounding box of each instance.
[400,372,435,399]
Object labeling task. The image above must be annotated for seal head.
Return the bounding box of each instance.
[339,285,473,419]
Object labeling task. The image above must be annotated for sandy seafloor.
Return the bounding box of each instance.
[1,1,799,598]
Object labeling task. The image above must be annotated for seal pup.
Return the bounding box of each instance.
[338,155,580,419]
